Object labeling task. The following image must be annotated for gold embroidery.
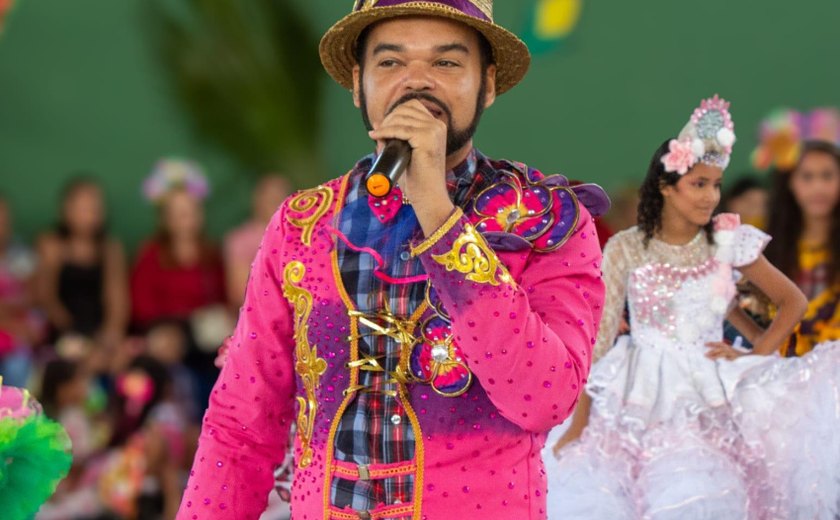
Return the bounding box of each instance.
[323,174,358,515]
[398,379,425,520]
[410,207,464,258]
[431,224,512,285]
[287,187,334,247]
[282,261,328,469]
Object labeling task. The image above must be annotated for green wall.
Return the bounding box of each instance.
[1,1,839,250]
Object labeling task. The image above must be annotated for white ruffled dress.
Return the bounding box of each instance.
[547,222,840,520]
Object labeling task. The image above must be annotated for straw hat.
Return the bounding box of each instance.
[319,0,531,95]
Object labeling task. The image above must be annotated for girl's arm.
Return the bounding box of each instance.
[553,392,592,455]
[708,255,806,359]
[738,255,807,355]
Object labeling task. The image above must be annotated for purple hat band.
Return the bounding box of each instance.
[357,0,492,23]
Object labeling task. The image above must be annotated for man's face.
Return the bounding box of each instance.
[352,16,496,157]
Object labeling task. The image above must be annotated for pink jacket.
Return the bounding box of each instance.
[177,165,605,520]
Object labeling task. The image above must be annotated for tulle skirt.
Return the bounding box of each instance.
[546,337,840,520]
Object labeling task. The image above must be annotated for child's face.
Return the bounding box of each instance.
[146,325,186,365]
[661,163,723,228]
[63,184,105,235]
[790,150,840,220]
[66,373,90,407]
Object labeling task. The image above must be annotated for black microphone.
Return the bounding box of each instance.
[365,139,412,197]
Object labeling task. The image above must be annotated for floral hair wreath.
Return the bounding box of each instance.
[751,107,840,172]
[142,157,210,203]
[662,95,736,175]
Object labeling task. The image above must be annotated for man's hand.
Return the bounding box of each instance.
[368,99,455,235]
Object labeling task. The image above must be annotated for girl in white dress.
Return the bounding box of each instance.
[548,96,840,520]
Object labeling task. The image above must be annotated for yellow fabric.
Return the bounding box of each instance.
[798,241,830,271]
[788,284,840,356]
[785,243,840,356]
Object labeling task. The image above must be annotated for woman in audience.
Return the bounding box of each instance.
[130,160,225,331]
[36,177,128,348]
[759,108,840,356]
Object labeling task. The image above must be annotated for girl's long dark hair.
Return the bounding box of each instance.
[637,139,715,246]
[109,355,171,447]
[765,140,840,284]
[40,358,81,420]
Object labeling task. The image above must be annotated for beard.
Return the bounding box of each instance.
[359,73,487,157]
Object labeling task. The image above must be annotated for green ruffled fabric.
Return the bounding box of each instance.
[0,416,73,520]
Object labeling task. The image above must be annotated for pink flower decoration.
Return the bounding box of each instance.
[471,175,553,239]
[713,212,741,231]
[0,385,41,420]
[410,316,472,397]
[661,138,698,175]
[117,371,155,417]
[468,169,580,251]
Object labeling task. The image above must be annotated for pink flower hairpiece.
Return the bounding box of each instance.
[713,212,741,232]
[0,383,41,420]
[142,158,210,203]
[662,138,699,175]
[116,371,155,417]
[662,94,736,175]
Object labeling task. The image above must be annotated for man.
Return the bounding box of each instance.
[177,2,608,519]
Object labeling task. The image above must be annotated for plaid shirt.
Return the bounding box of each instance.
[785,241,840,356]
[796,241,831,301]
[331,149,486,512]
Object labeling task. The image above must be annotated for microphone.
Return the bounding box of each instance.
[365,139,412,197]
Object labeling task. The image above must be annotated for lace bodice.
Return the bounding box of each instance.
[593,222,770,359]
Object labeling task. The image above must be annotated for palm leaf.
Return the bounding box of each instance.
[145,0,324,184]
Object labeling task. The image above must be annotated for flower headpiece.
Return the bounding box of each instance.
[662,95,736,175]
[142,158,210,203]
[116,370,155,417]
[0,382,72,518]
[751,107,840,172]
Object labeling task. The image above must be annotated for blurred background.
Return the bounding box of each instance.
[2,0,839,247]
[0,1,838,518]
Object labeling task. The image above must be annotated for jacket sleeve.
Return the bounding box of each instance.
[412,206,605,432]
[176,207,296,519]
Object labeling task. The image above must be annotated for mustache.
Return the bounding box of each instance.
[387,92,452,121]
